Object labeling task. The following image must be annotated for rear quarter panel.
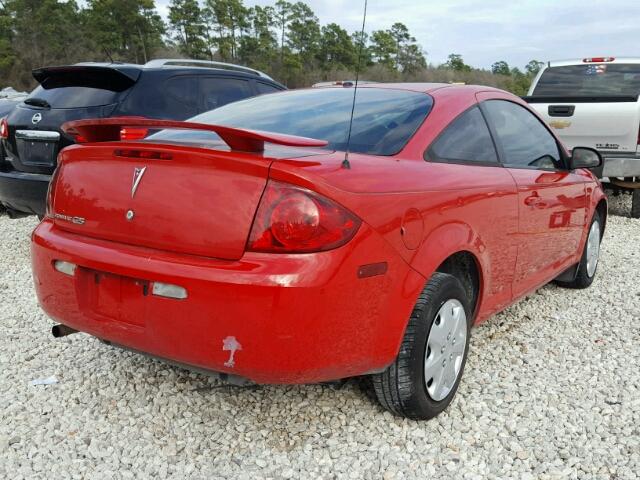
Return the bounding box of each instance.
[270,87,520,325]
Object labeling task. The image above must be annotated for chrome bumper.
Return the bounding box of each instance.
[602,154,640,178]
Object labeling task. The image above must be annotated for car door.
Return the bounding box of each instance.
[425,105,518,314]
[480,97,588,297]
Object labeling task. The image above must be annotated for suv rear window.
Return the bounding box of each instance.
[26,85,123,108]
[532,64,640,97]
[150,88,433,156]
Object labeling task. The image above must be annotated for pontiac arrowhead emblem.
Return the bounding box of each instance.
[131,166,146,198]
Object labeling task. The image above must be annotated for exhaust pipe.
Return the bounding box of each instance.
[51,324,78,338]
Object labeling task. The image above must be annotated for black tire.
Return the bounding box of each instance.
[556,211,601,289]
[632,189,640,219]
[372,272,471,420]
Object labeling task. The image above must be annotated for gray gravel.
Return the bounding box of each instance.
[1,196,639,479]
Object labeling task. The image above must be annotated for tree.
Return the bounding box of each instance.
[491,60,510,76]
[505,66,531,96]
[237,5,278,71]
[0,0,91,86]
[273,0,292,63]
[168,0,208,59]
[444,53,471,72]
[390,23,426,74]
[84,0,165,63]
[203,0,248,61]
[525,59,544,76]
[317,23,356,70]
[389,22,410,69]
[287,2,320,60]
[398,43,426,74]
[370,29,396,69]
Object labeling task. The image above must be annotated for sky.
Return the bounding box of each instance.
[155,0,640,70]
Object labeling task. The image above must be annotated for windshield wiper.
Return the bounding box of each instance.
[24,97,51,108]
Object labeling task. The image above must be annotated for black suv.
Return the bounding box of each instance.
[0,59,285,218]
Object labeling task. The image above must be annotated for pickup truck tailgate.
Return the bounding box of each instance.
[527,99,640,153]
[525,61,640,154]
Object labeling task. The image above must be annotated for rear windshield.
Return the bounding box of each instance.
[26,84,123,109]
[149,88,433,155]
[532,64,640,97]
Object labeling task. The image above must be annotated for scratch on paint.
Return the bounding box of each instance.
[222,336,242,367]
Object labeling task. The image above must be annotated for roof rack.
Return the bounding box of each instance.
[143,59,273,80]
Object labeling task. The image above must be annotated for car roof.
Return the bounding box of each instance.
[333,82,506,97]
[73,60,282,85]
[547,57,640,67]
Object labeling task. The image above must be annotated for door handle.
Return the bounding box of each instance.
[524,193,546,208]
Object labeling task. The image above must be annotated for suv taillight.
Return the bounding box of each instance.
[247,180,361,253]
[0,117,8,139]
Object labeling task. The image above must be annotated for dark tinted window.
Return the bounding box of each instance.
[27,85,121,108]
[200,77,252,111]
[150,88,433,156]
[532,64,640,97]
[484,100,561,169]
[165,76,199,110]
[120,76,198,119]
[427,106,497,163]
[256,82,281,95]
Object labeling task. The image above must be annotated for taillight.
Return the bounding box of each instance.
[583,57,615,63]
[114,149,172,160]
[247,180,361,253]
[120,127,149,141]
[0,117,8,139]
[46,165,62,217]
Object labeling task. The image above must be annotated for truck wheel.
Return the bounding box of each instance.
[557,211,601,289]
[372,272,471,420]
[632,189,640,219]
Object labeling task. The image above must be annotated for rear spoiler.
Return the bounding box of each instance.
[32,65,141,91]
[61,116,329,153]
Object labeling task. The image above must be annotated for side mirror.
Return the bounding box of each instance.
[569,147,602,170]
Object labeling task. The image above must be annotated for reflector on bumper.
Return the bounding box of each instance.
[54,260,76,276]
[152,282,188,299]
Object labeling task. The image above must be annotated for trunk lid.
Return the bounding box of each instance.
[52,142,326,260]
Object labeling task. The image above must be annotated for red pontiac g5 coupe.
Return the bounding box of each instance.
[31,84,606,420]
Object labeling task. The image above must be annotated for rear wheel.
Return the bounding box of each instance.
[372,273,471,420]
[557,211,601,289]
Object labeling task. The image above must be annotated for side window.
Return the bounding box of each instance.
[256,82,281,95]
[483,100,562,169]
[200,77,252,111]
[426,106,498,164]
[164,76,199,117]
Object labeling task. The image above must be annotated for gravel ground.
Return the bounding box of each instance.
[1,193,639,479]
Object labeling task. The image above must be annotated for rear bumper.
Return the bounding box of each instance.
[31,220,424,384]
[601,153,640,178]
[0,170,50,216]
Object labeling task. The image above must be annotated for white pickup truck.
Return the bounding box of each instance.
[524,57,640,217]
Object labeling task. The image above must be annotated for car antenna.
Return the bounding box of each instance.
[342,0,368,170]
